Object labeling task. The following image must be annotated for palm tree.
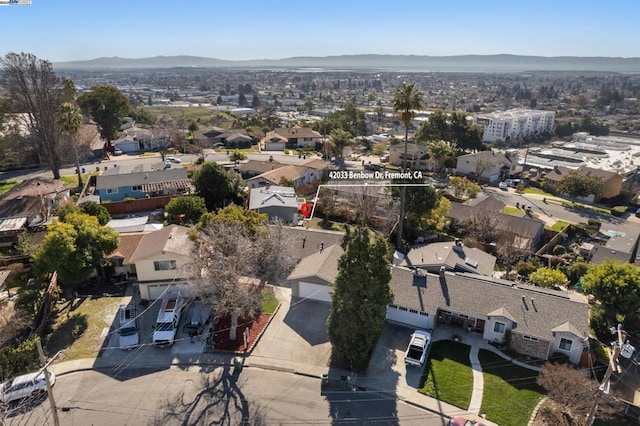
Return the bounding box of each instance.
[392,83,424,249]
[329,128,353,160]
[57,102,84,189]
[427,140,454,173]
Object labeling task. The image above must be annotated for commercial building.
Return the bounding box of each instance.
[473,109,555,142]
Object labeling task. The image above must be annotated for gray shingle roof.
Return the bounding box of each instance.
[389,267,589,341]
[287,243,344,284]
[249,186,299,210]
[129,225,194,262]
[403,242,496,276]
[274,226,345,260]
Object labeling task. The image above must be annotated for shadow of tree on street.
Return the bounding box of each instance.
[152,364,266,426]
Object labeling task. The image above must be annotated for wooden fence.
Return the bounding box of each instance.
[31,272,58,338]
[101,196,173,216]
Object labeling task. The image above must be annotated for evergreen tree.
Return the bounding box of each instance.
[327,227,393,371]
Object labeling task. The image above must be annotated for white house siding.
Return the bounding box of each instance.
[551,331,584,364]
[386,305,433,329]
[298,281,332,302]
[483,316,513,344]
[134,253,191,282]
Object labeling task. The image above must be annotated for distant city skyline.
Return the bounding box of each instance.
[0,0,639,62]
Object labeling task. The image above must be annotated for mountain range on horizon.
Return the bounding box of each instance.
[52,54,640,73]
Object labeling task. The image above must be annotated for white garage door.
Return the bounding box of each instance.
[147,284,171,300]
[386,305,432,329]
[298,281,332,302]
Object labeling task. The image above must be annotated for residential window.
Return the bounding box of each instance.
[399,306,408,311]
[409,309,418,314]
[153,260,177,271]
[523,335,538,342]
[559,338,572,351]
[106,188,118,194]
[388,304,397,309]
[132,185,142,191]
[493,322,506,334]
[419,311,429,317]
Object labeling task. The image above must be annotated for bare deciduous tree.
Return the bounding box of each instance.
[1,53,64,178]
[536,362,622,424]
[152,113,177,160]
[187,221,296,340]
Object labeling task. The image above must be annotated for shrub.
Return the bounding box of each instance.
[552,245,566,255]
[283,149,290,154]
[611,206,627,217]
[516,261,537,277]
[0,336,40,381]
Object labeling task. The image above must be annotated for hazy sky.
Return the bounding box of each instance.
[0,0,638,62]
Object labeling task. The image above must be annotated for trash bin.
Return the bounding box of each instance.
[233,356,243,373]
[81,167,86,173]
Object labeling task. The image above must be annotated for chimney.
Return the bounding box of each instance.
[439,266,446,279]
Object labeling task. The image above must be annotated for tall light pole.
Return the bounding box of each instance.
[586,324,634,425]
[36,340,63,426]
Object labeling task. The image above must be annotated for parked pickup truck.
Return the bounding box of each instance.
[404,330,431,367]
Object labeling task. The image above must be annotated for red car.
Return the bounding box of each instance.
[448,417,486,426]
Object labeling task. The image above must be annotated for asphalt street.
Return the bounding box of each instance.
[4,367,447,426]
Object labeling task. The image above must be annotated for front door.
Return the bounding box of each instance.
[476,319,486,332]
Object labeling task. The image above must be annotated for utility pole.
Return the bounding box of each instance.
[586,324,633,425]
[36,339,61,426]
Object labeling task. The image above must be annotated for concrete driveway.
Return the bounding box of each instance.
[250,287,332,370]
[365,322,426,399]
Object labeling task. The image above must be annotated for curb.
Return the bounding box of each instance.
[54,361,230,378]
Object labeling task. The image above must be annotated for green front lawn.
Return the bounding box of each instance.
[550,220,570,232]
[523,188,553,196]
[503,206,525,215]
[479,349,544,426]
[261,291,279,314]
[419,340,473,409]
[0,180,21,196]
[47,295,122,362]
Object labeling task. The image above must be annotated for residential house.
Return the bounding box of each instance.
[0,177,69,229]
[387,268,589,364]
[192,126,226,147]
[114,126,170,153]
[543,166,623,202]
[402,240,497,277]
[248,186,303,223]
[214,129,255,148]
[448,195,545,250]
[95,168,192,202]
[128,225,194,300]
[287,243,344,302]
[261,127,322,151]
[246,165,317,190]
[237,159,285,179]
[388,143,434,171]
[455,150,521,183]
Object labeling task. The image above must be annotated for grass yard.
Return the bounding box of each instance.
[46,295,122,362]
[503,206,525,215]
[0,180,21,195]
[305,217,342,231]
[419,341,473,410]
[60,172,99,188]
[523,188,552,196]
[550,220,570,232]
[478,349,544,426]
[261,290,279,314]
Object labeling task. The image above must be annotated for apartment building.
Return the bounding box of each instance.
[473,109,556,142]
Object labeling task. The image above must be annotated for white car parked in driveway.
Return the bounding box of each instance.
[0,371,55,404]
[404,330,431,367]
[165,156,181,163]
